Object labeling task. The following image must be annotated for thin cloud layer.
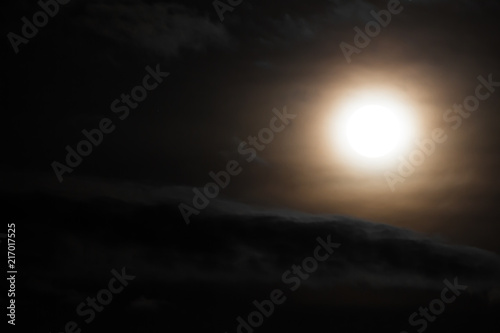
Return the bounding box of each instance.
[75,1,229,58]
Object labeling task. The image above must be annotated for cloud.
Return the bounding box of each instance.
[8,176,500,300]
[75,1,230,58]
[329,0,378,22]
[269,13,315,39]
[5,175,500,331]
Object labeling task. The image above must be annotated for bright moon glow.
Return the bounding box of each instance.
[331,91,417,165]
[346,105,405,158]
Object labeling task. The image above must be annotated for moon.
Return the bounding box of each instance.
[345,105,408,158]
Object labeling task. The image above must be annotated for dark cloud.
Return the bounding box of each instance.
[256,13,315,45]
[329,0,378,22]
[7,179,500,292]
[74,0,229,58]
[6,184,500,331]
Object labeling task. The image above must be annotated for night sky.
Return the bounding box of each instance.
[2,0,500,332]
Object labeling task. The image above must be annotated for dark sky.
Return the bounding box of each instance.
[3,0,500,252]
[2,1,500,332]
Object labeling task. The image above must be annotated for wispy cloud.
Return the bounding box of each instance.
[75,1,230,58]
